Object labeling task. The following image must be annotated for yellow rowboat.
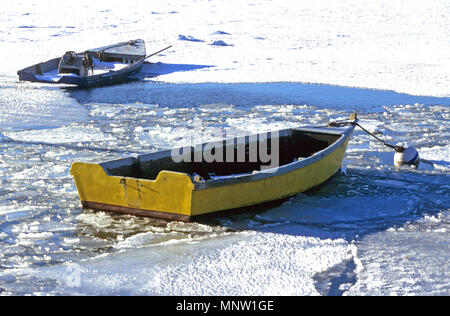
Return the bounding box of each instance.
[70,118,356,222]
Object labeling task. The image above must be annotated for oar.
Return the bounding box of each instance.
[144,45,172,60]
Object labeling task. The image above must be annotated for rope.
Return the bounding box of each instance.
[328,120,404,152]
[354,122,398,150]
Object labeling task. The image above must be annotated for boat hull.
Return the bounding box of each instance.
[70,125,354,222]
[190,137,350,217]
[18,59,145,87]
[17,39,146,87]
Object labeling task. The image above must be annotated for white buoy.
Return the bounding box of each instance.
[394,146,419,167]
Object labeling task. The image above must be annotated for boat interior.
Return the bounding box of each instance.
[100,129,342,182]
[57,49,142,77]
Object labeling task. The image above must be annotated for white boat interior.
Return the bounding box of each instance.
[35,59,130,82]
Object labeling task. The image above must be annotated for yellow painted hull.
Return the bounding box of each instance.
[191,138,349,216]
[70,126,354,221]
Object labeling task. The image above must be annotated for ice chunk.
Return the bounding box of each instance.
[4,126,115,144]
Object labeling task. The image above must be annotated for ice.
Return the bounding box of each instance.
[346,215,450,296]
[10,163,69,180]
[76,212,115,229]
[30,231,351,296]
[0,84,88,129]
[357,119,384,134]
[3,126,115,144]
[0,205,45,221]
[419,144,450,170]
[226,117,296,135]
[17,232,53,240]
[88,104,123,118]
[114,232,187,250]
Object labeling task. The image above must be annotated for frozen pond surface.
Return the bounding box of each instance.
[1,79,448,296]
[0,0,449,296]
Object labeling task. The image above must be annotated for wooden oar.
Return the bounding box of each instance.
[144,45,172,60]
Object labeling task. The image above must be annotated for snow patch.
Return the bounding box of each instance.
[178,35,204,42]
[35,232,350,296]
[209,40,233,47]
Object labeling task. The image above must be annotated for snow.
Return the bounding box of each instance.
[30,231,352,296]
[91,59,129,75]
[0,81,88,129]
[1,0,448,96]
[346,218,450,296]
[4,126,116,144]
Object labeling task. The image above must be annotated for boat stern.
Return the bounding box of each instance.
[70,162,195,221]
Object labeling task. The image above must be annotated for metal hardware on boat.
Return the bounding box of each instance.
[119,178,142,207]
